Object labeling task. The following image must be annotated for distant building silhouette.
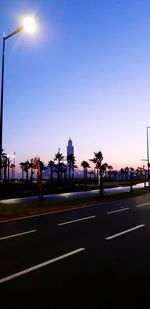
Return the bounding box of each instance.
[67,138,74,157]
[67,138,74,178]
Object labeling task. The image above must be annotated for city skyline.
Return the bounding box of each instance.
[0,0,150,171]
[7,137,149,179]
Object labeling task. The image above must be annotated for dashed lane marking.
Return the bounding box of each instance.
[0,248,86,284]
[58,215,96,226]
[0,229,37,241]
[106,208,129,215]
[105,224,145,240]
[136,202,150,208]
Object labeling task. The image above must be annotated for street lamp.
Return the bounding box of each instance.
[23,16,36,33]
[147,126,150,190]
[7,153,10,181]
[0,17,36,181]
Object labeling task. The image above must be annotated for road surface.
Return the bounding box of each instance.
[0,193,150,307]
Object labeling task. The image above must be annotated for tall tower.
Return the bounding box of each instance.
[67,138,74,179]
[67,138,74,156]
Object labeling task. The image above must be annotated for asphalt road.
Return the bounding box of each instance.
[0,193,150,307]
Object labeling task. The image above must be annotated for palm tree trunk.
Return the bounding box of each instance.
[68,165,71,181]
[72,166,74,179]
[50,167,53,183]
[4,165,7,181]
[22,169,24,181]
[100,166,104,197]
[130,172,133,192]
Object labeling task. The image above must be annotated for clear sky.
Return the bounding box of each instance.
[0,0,150,173]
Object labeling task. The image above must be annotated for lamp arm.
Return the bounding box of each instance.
[5,26,23,40]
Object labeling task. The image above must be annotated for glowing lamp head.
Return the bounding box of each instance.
[23,16,36,33]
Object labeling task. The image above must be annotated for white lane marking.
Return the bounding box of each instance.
[0,248,85,284]
[105,224,145,240]
[136,202,150,208]
[58,215,96,226]
[0,229,37,241]
[106,207,129,215]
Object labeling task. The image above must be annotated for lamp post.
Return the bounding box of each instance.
[7,153,10,181]
[147,126,150,190]
[0,17,36,181]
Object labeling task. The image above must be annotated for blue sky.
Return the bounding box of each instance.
[0,0,150,173]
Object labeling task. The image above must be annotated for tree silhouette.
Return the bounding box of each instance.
[23,161,31,182]
[67,154,76,181]
[108,165,113,180]
[90,151,104,196]
[129,167,134,192]
[119,168,125,181]
[48,160,55,183]
[39,161,46,180]
[10,163,15,180]
[20,162,25,181]
[88,170,94,181]
[20,161,32,181]
[81,161,90,183]
[30,159,37,182]
[124,167,129,180]
[54,149,65,182]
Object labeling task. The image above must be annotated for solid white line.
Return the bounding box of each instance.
[106,207,129,215]
[105,224,145,240]
[0,248,86,284]
[0,229,37,241]
[0,203,105,224]
[58,215,96,226]
[136,202,150,208]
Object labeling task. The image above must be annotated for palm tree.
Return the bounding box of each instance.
[10,163,15,180]
[54,149,64,182]
[39,161,46,180]
[74,164,78,179]
[30,160,36,182]
[54,149,64,163]
[88,170,94,181]
[1,149,7,180]
[58,162,67,181]
[20,162,25,181]
[24,161,31,182]
[19,161,31,182]
[112,170,118,180]
[1,149,6,163]
[81,161,90,183]
[120,168,124,180]
[48,160,55,183]
[124,167,129,180]
[90,151,104,196]
[101,162,108,179]
[135,167,142,181]
[90,157,97,177]
[67,154,76,181]
[108,165,113,180]
[129,167,134,192]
